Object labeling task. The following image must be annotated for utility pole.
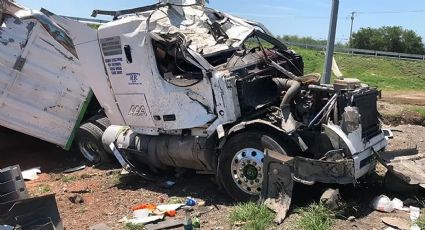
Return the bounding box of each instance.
[349,12,356,48]
[322,0,339,84]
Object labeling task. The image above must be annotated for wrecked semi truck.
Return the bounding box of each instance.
[1,0,391,202]
[0,1,112,163]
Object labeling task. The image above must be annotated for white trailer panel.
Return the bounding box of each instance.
[0,14,91,149]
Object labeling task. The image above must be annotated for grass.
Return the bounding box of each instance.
[36,184,51,194]
[296,202,335,230]
[291,47,425,92]
[229,202,276,230]
[413,107,425,119]
[416,214,425,229]
[124,223,145,230]
[62,175,77,183]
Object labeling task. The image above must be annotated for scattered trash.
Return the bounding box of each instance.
[320,188,343,210]
[165,210,176,217]
[89,223,112,230]
[123,215,164,225]
[392,198,409,211]
[132,203,156,211]
[157,203,184,212]
[63,165,86,174]
[186,197,197,207]
[133,209,150,219]
[144,220,184,230]
[159,180,176,189]
[347,216,356,222]
[381,217,410,230]
[197,201,206,207]
[21,167,41,181]
[410,206,421,221]
[168,196,185,204]
[183,207,193,230]
[371,195,395,213]
[69,194,84,204]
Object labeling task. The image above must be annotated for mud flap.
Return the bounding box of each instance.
[375,148,425,189]
[261,149,294,224]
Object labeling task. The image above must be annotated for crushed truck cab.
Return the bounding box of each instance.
[65,0,391,202]
[1,0,394,205]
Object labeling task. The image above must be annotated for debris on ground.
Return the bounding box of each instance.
[371,195,396,213]
[320,188,344,210]
[185,197,197,207]
[21,167,41,181]
[144,220,184,230]
[69,194,84,204]
[1,165,63,229]
[89,223,112,230]
[63,165,86,174]
[347,216,356,222]
[381,217,410,230]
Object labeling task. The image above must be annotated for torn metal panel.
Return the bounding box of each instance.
[0,11,91,148]
[262,149,294,224]
[377,148,425,187]
[293,156,356,185]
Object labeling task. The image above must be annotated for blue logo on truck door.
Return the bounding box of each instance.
[126,73,142,85]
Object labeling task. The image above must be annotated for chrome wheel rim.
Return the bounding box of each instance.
[231,148,265,195]
[79,139,100,163]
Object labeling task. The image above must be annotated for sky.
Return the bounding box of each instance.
[16,0,425,43]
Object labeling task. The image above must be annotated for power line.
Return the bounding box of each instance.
[356,9,425,15]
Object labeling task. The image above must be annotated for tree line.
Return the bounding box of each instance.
[278,26,425,55]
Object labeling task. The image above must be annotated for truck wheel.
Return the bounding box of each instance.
[75,122,111,165]
[88,115,111,131]
[218,131,287,201]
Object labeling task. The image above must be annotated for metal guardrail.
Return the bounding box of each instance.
[285,41,425,61]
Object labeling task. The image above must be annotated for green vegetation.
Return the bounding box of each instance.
[290,47,425,91]
[413,107,425,120]
[88,24,101,30]
[416,214,425,229]
[296,202,335,230]
[351,26,425,55]
[124,223,145,230]
[37,184,51,194]
[278,35,347,48]
[229,202,276,230]
[62,175,77,183]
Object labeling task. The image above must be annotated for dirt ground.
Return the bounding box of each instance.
[1,100,425,229]
[382,91,425,106]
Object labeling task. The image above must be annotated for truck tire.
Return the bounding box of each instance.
[75,121,111,165]
[87,115,111,131]
[218,131,288,201]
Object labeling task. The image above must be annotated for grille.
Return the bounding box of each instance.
[352,89,380,139]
